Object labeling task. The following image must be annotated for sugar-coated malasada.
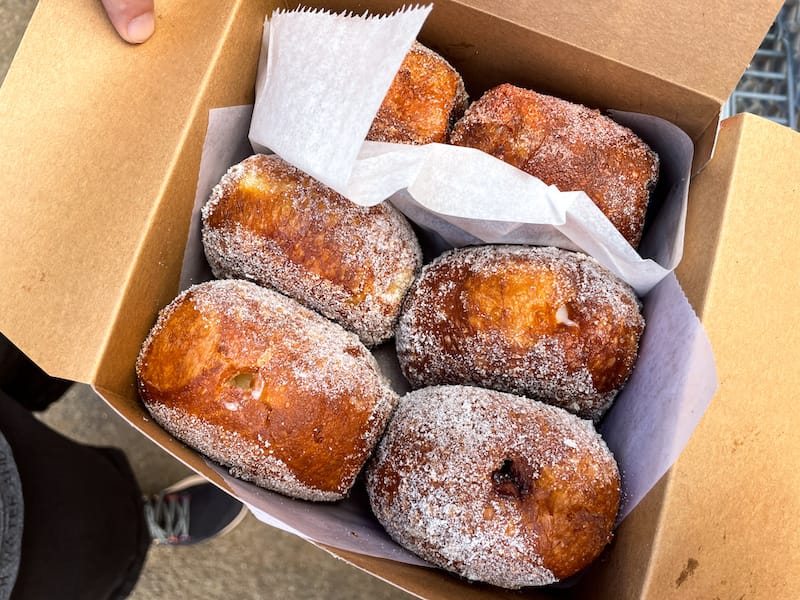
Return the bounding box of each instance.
[202,154,422,346]
[136,280,397,501]
[395,245,644,420]
[450,84,659,247]
[367,385,621,588]
[368,41,468,145]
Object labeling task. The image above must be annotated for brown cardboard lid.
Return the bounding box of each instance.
[0,0,265,382]
[653,113,800,597]
[0,0,785,381]
[575,113,800,597]
[454,0,782,110]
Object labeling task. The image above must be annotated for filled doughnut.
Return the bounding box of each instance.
[449,84,659,247]
[367,41,468,145]
[201,154,422,346]
[395,245,644,420]
[366,385,621,588]
[136,279,397,501]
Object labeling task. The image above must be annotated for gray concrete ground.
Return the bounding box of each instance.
[0,0,36,87]
[0,3,414,598]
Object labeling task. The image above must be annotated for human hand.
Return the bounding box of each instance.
[100,0,155,44]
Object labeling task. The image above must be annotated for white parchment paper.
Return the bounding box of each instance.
[177,6,718,567]
[249,8,694,296]
[250,6,432,191]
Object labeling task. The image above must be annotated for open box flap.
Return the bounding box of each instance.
[0,0,268,384]
[574,113,800,597]
[451,0,782,109]
[647,114,800,598]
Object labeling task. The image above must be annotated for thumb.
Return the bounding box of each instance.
[100,0,155,44]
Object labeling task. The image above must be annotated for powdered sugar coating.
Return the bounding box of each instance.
[450,84,659,248]
[395,245,644,420]
[201,154,422,346]
[144,403,343,500]
[367,41,469,144]
[136,280,397,501]
[366,385,620,588]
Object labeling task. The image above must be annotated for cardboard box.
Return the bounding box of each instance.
[1,0,798,598]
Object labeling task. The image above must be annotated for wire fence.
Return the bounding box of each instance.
[724,0,800,129]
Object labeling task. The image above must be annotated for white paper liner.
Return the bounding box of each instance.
[250,5,432,192]
[600,273,718,521]
[180,102,716,565]
[248,8,694,296]
[173,5,717,571]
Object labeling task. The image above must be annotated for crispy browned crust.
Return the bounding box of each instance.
[449,84,659,247]
[136,280,397,501]
[367,41,468,145]
[395,245,644,420]
[201,154,422,346]
[366,385,620,587]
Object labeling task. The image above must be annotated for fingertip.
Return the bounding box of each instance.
[124,12,155,44]
[101,0,156,44]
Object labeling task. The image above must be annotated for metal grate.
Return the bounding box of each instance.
[724,1,799,127]
[724,0,800,129]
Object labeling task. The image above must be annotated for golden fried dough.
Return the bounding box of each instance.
[367,385,620,587]
[395,245,644,419]
[368,41,468,145]
[450,84,659,247]
[202,154,422,346]
[136,280,397,501]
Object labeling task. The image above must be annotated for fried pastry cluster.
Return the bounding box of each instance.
[136,40,657,590]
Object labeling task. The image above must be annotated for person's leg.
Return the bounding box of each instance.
[0,429,23,599]
[0,334,72,412]
[0,391,150,600]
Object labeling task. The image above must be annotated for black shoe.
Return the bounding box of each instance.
[144,475,247,545]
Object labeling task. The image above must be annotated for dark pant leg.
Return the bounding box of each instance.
[0,391,150,600]
[0,334,72,412]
